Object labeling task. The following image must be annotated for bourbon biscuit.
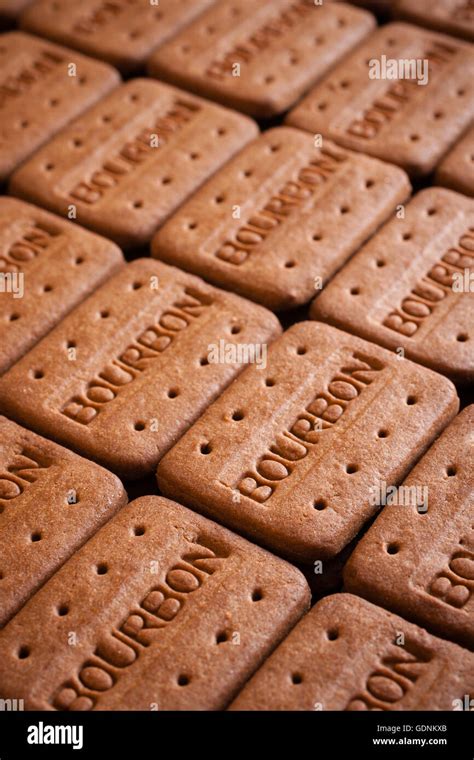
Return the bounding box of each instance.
[0,259,281,479]
[157,321,459,563]
[20,0,216,74]
[344,405,474,650]
[435,126,474,196]
[152,128,411,311]
[229,594,474,710]
[0,31,119,182]
[286,23,474,177]
[9,79,258,248]
[395,0,474,42]
[0,496,310,710]
[0,415,127,628]
[310,188,474,385]
[0,197,123,375]
[148,0,375,118]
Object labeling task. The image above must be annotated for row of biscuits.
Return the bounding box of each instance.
[0,0,473,711]
[0,401,472,708]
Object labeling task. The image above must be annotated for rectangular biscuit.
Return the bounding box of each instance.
[310,188,474,385]
[286,23,474,177]
[152,127,411,311]
[344,405,474,650]
[229,593,474,710]
[9,78,258,248]
[157,321,459,563]
[0,259,281,479]
[148,0,375,118]
[435,126,474,197]
[20,0,216,74]
[395,0,474,42]
[0,415,127,628]
[0,197,123,375]
[0,496,310,710]
[0,31,119,182]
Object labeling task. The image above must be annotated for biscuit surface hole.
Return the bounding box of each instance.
[327,629,339,641]
[96,563,108,575]
[345,464,358,474]
[377,430,388,438]
[32,370,44,380]
[406,395,417,405]
[133,526,146,536]
[456,333,468,342]
[177,674,190,686]
[232,411,244,421]
[386,543,400,555]
[57,605,69,616]
[18,646,30,659]
[313,500,326,511]
[216,631,228,644]
[446,465,457,477]
[134,422,146,431]
[200,443,212,455]
[30,532,42,542]
[252,589,263,602]
[292,673,303,684]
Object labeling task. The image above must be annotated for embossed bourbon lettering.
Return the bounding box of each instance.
[383,227,474,336]
[50,537,228,710]
[0,448,52,505]
[69,100,200,205]
[347,41,457,141]
[206,0,313,80]
[237,351,385,503]
[427,532,473,610]
[0,51,65,110]
[216,144,348,266]
[61,287,213,425]
[73,0,125,35]
[0,223,59,273]
[345,639,432,710]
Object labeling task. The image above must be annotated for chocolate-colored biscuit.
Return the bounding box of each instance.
[286,23,474,177]
[0,197,123,375]
[344,406,474,650]
[152,128,411,311]
[310,188,474,385]
[436,126,474,197]
[20,0,216,74]
[0,415,127,628]
[0,496,310,710]
[395,0,474,42]
[0,259,281,479]
[148,0,375,118]
[229,593,474,710]
[9,79,257,249]
[0,32,119,183]
[157,322,458,563]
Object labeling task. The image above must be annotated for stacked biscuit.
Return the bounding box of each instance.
[0,0,472,712]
